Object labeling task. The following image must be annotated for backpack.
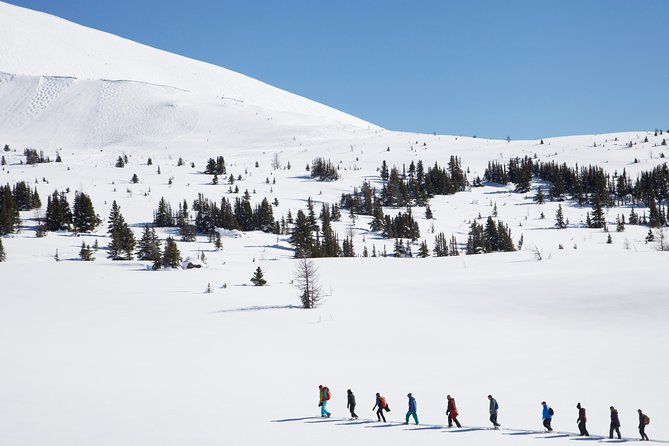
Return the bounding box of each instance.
[323,387,331,401]
[379,397,387,408]
[549,407,554,416]
[643,415,650,425]
[495,401,499,411]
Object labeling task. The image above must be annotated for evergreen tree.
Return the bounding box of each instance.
[250,267,267,286]
[72,191,100,233]
[131,173,139,183]
[341,237,355,257]
[534,188,545,204]
[107,201,135,260]
[433,232,449,257]
[115,156,125,168]
[606,233,613,244]
[0,184,20,235]
[645,229,655,243]
[289,210,315,258]
[45,190,72,231]
[136,225,161,262]
[418,240,430,258]
[555,204,567,229]
[590,192,605,228]
[0,238,5,262]
[425,204,433,219]
[616,215,625,232]
[156,236,181,269]
[79,242,94,261]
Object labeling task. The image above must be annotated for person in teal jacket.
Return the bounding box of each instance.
[318,385,331,418]
[542,401,553,432]
[404,393,419,425]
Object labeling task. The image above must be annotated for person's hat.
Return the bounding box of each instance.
[541,401,546,405]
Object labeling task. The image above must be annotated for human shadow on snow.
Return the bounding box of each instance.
[212,305,301,314]
[271,416,318,423]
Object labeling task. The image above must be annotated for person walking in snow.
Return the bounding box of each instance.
[446,395,461,428]
[488,395,500,429]
[347,389,358,420]
[318,385,331,418]
[404,393,419,425]
[609,406,621,439]
[372,393,389,422]
[576,403,589,436]
[541,401,553,432]
[638,409,650,441]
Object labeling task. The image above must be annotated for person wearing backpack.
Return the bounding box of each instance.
[541,401,553,432]
[446,395,462,428]
[609,406,621,439]
[576,403,589,436]
[373,393,389,422]
[318,385,331,418]
[346,389,358,420]
[404,393,419,425]
[638,409,649,441]
[488,395,501,429]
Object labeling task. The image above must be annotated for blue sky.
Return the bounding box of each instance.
[8,0,669,139]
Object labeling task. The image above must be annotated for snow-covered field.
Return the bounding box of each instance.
[1,2,668,445]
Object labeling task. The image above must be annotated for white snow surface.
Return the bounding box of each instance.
[0,2,668,446]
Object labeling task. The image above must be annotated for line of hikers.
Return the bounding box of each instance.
[317,386,651,441]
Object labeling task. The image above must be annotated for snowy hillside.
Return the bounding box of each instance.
[1,2,668,446]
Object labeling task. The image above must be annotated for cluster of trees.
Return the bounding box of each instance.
[204,156,226,175]
[154,194,276,235]
[466,217,515,254]
[24,148,50,165]
[486,157,669,229]
[376,157,467,207]
[44,190,101,233]
[288,199,353,258]
[310,157,339,181]
[0,182,42,235]
[433,232,460,257]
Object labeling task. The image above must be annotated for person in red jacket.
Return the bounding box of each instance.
[446,395,462,428]
[372,393,389,422]
[318,385,331,418]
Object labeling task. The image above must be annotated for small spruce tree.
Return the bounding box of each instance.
[250,266,267,286]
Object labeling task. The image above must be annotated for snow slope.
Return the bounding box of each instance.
[0,1,373,150]
[0,2,668,446]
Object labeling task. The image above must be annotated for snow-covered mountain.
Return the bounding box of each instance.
[0,1,374,150]
[1,3,668,446]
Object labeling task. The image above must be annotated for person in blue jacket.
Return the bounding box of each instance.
[404,393,419,425]
[542,401,553,432]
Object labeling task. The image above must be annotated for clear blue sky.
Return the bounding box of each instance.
[8,0,669,139]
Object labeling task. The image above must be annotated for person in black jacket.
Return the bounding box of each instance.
[576,403,589,436]
[347,389,358,420]
[609,406,621,439]
[638,409,649,441]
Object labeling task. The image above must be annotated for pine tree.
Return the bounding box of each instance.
[107,201,135,260]
[0,238,6,262]
[606,233,613,244]
[45,190,72,231]
[115,156,125,168]
[79,242,94,261]
[590,192,605,228]
[156,236,181,269]
[645,229,655,243]
[136,225,161,262]
[555,204,566,229]
[425,204,433,219]
[250,266,267,286]
[72,191,100,233]
[418,240,429,258]
[616,215,625,232]
[534,188,545,204]
[131,173,139,183]
[433,232,448,257]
